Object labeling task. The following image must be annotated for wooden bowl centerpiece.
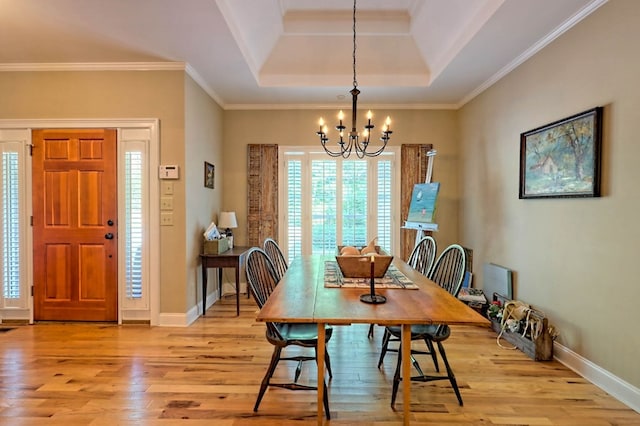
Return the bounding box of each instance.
[336,244,393,278]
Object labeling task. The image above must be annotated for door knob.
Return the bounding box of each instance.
[107,219,114,226]
[105,233,114,240]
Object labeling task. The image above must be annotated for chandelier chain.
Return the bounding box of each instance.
[352,0,357,88]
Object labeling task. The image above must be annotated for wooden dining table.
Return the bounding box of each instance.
[256,255,490,425]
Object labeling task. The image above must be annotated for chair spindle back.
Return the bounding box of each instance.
[245,248,279,309]
[428,244,467,297]
[407,236,437,277]
[263,238,288,281]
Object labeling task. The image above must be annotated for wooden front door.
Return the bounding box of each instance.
[32,129,118,321]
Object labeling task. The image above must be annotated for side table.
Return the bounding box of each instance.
[200,246,251,316]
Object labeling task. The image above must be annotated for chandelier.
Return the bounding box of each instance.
[316,0,392,158]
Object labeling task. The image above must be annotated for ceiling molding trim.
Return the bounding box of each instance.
[222,102,458,111]
[215,0,262,82]
[426,0,505,83]
[458,0,609,107]
[0,62,186,72]
[184,64,226,108]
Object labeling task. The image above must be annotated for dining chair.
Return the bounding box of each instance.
[262,237,288,281]
[245,247,333,418]
[367,236,438,339]
[407,235,438,277]
[377,243,467,407]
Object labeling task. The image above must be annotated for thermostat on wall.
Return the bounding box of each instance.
[159,165,179,179]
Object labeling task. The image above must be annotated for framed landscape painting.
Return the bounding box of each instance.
[519,107,602,199]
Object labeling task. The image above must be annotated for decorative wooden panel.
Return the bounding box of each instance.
[78,171,102,226]
[79,244,106,300]
[247,144,278,247]
[44,171,71,226]
[400,144,433,261]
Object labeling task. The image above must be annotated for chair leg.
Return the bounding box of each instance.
[390,343,402,408]
[313,346,332,419]
[322,379,331,419]
[377,328,392,368]
[436,341,463,406]
[324,348,333,379]
[410,354,425,377]
[294,359,303,383]
[254,346,282,412]
[423,337,440,372]
[368,324,375,339]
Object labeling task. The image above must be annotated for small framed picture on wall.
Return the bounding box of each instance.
[204,161,215,189]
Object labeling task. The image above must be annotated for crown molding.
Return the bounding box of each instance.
[223,102,459,111]
[0,61,186,72]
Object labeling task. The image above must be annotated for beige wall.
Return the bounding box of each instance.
[184,75,224,312]
[0,70,189,315]
[459,0,640,388]
[222,108,461,251]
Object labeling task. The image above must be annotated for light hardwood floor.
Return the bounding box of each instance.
[0,295,637,425]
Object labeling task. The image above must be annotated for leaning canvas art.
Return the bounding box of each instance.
[407,182,440,223]
[519,107,602,199]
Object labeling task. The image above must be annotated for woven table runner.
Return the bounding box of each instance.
[324,260,418,289]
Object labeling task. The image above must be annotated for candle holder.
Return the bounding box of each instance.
[360,255,387,304]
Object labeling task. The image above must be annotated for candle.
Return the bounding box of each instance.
[370,255,375,279]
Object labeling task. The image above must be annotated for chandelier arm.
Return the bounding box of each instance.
[356,142,387,158]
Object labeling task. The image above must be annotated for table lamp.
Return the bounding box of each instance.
[218,211,238,248]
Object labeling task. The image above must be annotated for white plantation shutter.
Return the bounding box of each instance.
[2,151,21,300]
[286,158,302,262]
[311,159,337,255]
[119,134,151,312]
[0,133,28,309]
[124,151,144,299]
[280,148,398,261]
[342,160,368,247]
[376,159,393,253]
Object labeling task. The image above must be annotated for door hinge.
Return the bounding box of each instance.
[30,216,33,226]
[28,144,33,156]
[31,286,34,297]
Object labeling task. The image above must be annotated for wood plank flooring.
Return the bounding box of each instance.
[0,295,638,425]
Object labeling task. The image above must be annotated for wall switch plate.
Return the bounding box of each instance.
[162,181,174,195]
[160,197,173,210]
[160,212,173,226]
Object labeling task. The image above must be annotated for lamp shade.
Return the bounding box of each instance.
[218,211,238,229]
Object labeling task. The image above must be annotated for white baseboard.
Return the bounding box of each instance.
[159,286,223,327]
[554,342,640,413]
